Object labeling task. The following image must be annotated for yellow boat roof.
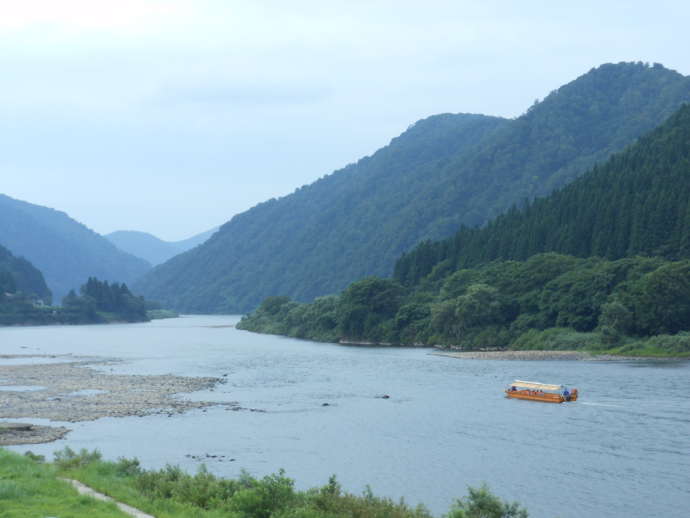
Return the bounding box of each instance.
[512,380,563,391]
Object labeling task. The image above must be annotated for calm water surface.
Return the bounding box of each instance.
[2,316,689,518]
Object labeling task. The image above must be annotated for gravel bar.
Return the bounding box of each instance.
[0,355,222,445]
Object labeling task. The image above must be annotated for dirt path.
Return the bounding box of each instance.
[61,478,155,518]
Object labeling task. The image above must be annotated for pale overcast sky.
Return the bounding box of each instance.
[1,1,689,240]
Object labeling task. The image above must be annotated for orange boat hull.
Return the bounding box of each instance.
[505,389,578,403]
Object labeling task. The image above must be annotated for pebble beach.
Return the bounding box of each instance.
[0,355,220,446]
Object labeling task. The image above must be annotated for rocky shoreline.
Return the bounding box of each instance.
[0,355,221,446]
[0,422,69,446]
[431,349,642,361]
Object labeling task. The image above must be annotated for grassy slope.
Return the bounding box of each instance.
[0,449,127,518]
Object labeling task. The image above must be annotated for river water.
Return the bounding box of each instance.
[1,315,688,518]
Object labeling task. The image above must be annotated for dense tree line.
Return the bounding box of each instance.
[238,255,690,356]
[1,273,150,326]
[238,103,690,357]
[139,62,690,313]
[60,277,148,324]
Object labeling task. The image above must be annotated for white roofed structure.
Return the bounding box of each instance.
[511,380,564,391]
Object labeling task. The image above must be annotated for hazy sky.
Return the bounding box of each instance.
[2,1,689,240]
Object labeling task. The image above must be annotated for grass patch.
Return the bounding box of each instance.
[147,309,179,320]
[601,332,690,357]
[510,328,690,358]
[0,449,128,518]
[510,328,600,351]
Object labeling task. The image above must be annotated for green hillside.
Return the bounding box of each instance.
[0,243,51,301]
[0,243,56,325]
[0,194,151,301]
[139,62,690,313]
[395,103,690,284]
[238,104,690,356]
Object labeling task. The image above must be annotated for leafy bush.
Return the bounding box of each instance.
[53,447,102,470]
[114,457,142,477]
[446,484,528,518]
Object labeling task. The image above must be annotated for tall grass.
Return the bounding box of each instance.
[0,448,127,517]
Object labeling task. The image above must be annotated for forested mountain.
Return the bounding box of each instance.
[139,62,690,313]
[394,103,690,285]
[0,194,151,301]
[106,227,218,266]
[138,113,507,311]
[238,103,690,356]
[0,244,51,301]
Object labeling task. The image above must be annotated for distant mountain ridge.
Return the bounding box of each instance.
[137,62,690,313]
[106,227,218,266]
[0,194,151,301]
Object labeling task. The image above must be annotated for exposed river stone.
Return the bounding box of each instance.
[0,356,223,445]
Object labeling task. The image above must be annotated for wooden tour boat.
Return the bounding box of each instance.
[505,380,578,403]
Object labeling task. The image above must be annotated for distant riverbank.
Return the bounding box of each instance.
[431,350,643,361]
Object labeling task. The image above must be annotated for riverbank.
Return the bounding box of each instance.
[0,354,221,445]
[0,422,69,446]
[432,350,627,361]
[432,349,690,361]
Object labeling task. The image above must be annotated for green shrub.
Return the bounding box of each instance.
[53,447,102,470]
[114,457,142,477]
[446,484,528,518]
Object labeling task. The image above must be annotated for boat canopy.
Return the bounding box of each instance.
[511,380,563,391]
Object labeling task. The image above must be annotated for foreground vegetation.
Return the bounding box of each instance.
[0,449,127,517]
[0,447,528,518]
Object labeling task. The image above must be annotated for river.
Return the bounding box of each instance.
[1,315,688,517]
